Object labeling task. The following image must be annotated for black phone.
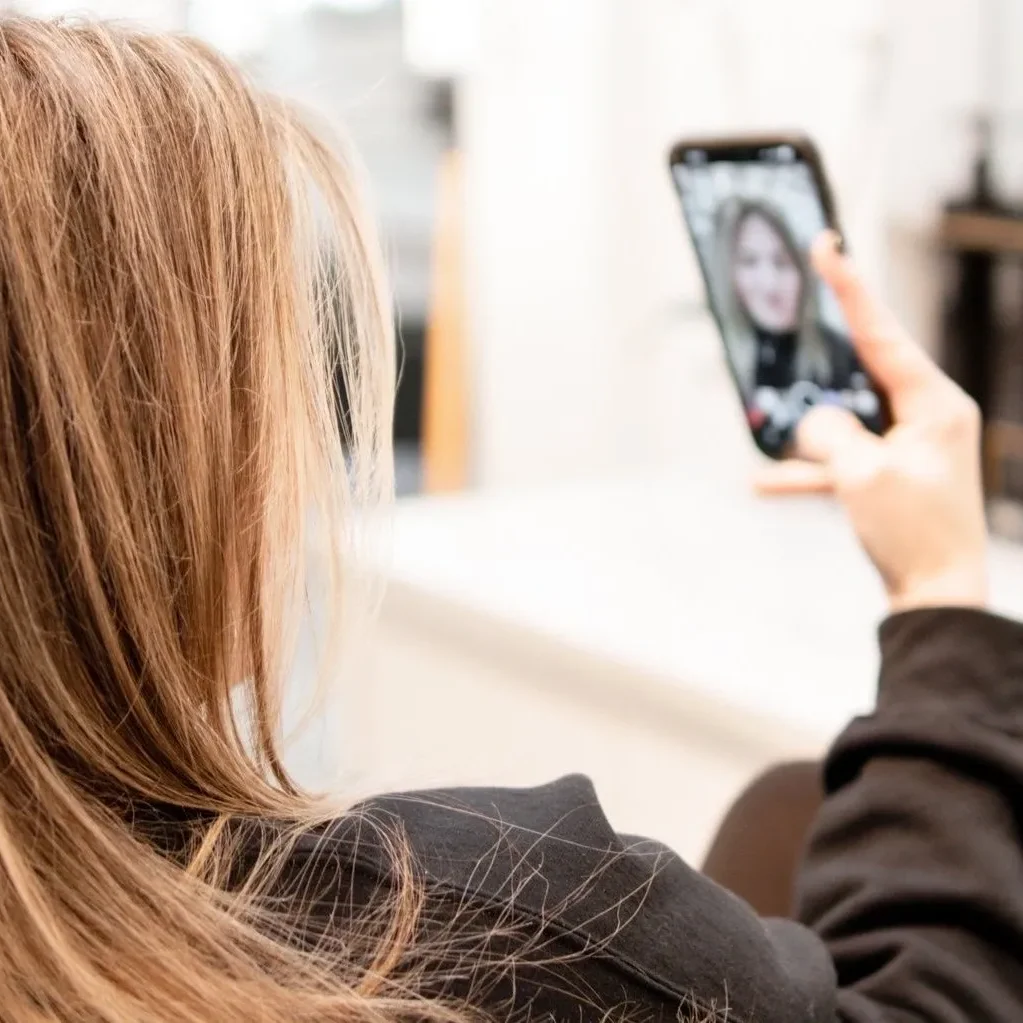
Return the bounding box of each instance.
[667,134,889,459]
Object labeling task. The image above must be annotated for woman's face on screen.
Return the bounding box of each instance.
[731,212,803,333]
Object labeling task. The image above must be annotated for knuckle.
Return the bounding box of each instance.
[835,449,888,496]
[961,395,982,432]
[932,389,980,440]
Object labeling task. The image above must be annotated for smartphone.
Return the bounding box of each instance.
[667,134,889,459]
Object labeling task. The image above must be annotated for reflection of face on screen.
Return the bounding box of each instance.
[672,154,885,458]
[732,210,802,332]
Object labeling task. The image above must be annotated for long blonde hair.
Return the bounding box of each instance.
[0,15,447,1021]
[709,197,831,397]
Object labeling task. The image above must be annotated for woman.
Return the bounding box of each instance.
[712,198,881,454]
[0,15,1019,1023]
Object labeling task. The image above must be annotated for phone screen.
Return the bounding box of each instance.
[669,142,887,458]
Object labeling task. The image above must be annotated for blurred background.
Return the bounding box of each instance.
[12,0,1023,858]
[14,0,1023,497]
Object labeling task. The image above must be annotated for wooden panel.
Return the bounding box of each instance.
[422,149,469,492]
[940,210,1023,254]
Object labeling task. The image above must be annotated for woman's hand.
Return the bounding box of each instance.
[756,233,988,613]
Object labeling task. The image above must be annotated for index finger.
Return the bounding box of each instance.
[812,232,947,416]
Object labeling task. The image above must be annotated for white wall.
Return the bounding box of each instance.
[461,0,1008,489]
[10,0,188,26]
[459,0,621,486]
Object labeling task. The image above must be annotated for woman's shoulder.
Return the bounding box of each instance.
[284,775,833,1023]
[346,773,623,867]
[296,773,684,907]
[290,774,645,901]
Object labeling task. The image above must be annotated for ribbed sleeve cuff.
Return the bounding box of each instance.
[877,607,1023,716]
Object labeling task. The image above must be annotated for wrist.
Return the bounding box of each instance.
[886,563,988,614]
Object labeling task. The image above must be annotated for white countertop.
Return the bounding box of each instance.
[379,471,1023,751]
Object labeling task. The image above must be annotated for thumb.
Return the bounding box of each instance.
[795,405,882,468]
